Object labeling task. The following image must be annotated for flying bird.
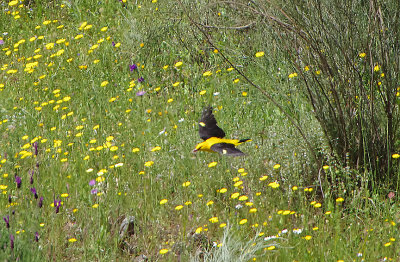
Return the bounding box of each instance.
[192,106,251,156]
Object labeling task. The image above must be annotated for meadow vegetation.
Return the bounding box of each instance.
[0,0,399,261]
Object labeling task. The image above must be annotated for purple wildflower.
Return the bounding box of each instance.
[34,232,39,242]
[388,191,395,200]
[3,215,10,228]
[8,195,11,203]
[38,197,43,208]
[129,64,137,71]
[136,90,146,96]
[33,142,38,156]
[15,175,21,189]
[54,198,62,214]
[31,188,38,199]
[0,39,4,45]
[91,188,98,195]
[138,77,144,82]
[89,179,96,186]
[112,41,115,47]
[30,170,34,184]
[10,234,14,250]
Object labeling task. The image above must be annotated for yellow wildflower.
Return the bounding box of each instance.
[255,51,264,57]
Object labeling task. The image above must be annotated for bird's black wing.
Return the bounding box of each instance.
[199,106,226,140]
[210,143,245,156]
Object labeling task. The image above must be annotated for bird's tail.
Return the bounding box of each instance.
[239,138,252,144]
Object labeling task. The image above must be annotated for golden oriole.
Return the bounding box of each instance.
[192,106,251,156]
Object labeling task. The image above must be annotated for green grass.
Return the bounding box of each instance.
[0,1,399,261]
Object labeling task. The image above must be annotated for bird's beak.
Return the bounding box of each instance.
[192,149,198,153]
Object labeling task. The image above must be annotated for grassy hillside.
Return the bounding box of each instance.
[0,1,399,261]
